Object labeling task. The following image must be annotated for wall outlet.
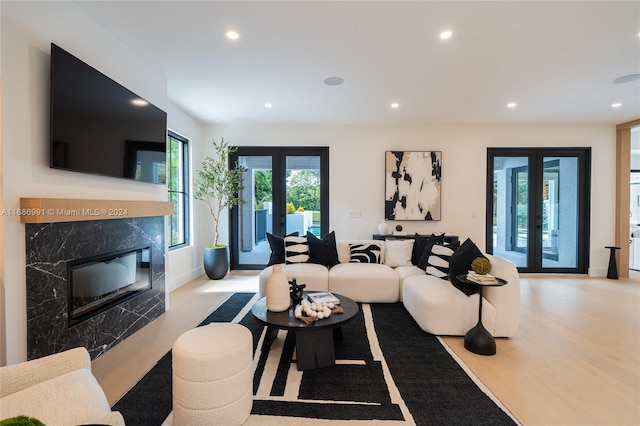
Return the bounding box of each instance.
[348,210,361,218]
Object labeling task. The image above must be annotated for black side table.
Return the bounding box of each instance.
[456,274,507,356]
[251,293,359,370]
[605,246,620,279]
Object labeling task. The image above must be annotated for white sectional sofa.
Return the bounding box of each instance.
[259,239,520,338]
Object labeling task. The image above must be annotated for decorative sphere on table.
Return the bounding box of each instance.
[471,257,492,275]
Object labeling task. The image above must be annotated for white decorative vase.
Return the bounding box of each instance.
[378,220,389,235]
[266,265,290,312]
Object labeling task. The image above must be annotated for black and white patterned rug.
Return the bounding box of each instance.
[113,293,518,425]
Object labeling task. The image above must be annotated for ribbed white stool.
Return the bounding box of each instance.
[172,323,253,425]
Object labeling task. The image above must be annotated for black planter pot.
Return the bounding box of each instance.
[203,246,229,280]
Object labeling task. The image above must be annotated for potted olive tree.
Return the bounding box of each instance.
[194,138,247,279]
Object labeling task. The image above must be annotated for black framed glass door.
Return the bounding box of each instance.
[487,148,591,273]
[230,147,329,270]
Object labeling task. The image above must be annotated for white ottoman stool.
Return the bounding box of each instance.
[172,323,253,426]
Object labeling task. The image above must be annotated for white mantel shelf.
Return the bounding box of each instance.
[19,198,174,224]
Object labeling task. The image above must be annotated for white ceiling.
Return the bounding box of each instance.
[6,1,640,126]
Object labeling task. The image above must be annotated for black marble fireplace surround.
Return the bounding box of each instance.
[25,216,166,360]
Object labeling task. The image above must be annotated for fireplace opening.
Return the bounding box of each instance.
[68,245,152,326]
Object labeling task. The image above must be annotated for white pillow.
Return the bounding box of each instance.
[384,239,414,267]
[284,235,310,263]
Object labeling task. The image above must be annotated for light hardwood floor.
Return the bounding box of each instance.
[93,271,640,426]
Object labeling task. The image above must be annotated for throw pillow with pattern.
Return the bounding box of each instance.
[424,240,459,279]
[349,243,382,264]
[284,235,310,264]
[266,231,299,266]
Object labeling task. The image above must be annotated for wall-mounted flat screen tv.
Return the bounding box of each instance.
[50,43,167,184]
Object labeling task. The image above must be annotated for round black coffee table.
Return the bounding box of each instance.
[251,293,358,370]
[456,274,507,356]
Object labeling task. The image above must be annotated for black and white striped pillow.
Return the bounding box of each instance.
[349,243,382,264]
[425,243,455,279]
[284,236,310,264]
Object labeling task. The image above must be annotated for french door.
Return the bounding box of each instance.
[487,148,591,273]
[230,147,329,270]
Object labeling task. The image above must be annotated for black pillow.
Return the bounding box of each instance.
[266,231,298,266]
[411,233,432,265]
[431,232,446,245]
[448,238,487,296]
[414,233,448,267]
[307,231,339,266]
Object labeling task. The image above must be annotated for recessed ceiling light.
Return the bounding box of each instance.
[507,102,517,108]
[613,74,640,84]
[323,77,344,86]
[264,103,272,108]
[390,102,400,109]
[439,30,453,40]
[612,102,622,108]
[226,30,239,40]
[131,99,149,107]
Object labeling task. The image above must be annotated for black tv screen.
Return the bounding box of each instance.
[50,43,167,184]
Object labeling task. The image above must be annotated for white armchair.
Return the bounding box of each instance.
[0,347,125,426]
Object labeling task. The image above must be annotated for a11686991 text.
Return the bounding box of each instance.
[2,207,129,217]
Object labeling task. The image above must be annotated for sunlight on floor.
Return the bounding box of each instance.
[189,271,260,294]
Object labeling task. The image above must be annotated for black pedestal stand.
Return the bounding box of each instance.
[464,286,497,355]
[605,246,620,279]
[456,274,507,356]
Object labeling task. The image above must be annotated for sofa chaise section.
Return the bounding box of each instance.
[403,254,519,337]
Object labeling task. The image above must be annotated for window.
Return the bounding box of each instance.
[230,147,329,269]
[167,131,189,249]
[486,148,590,273]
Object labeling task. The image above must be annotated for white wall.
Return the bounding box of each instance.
[165,103,207,293]
[208,123,615,275]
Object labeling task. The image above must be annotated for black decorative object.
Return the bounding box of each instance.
[289,278,306,303]
[605,246,620,279]
[457,274,508,356]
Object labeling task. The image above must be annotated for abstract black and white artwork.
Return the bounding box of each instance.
[385,151,441,220]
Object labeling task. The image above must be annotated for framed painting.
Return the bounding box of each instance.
[385,151,441,221]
